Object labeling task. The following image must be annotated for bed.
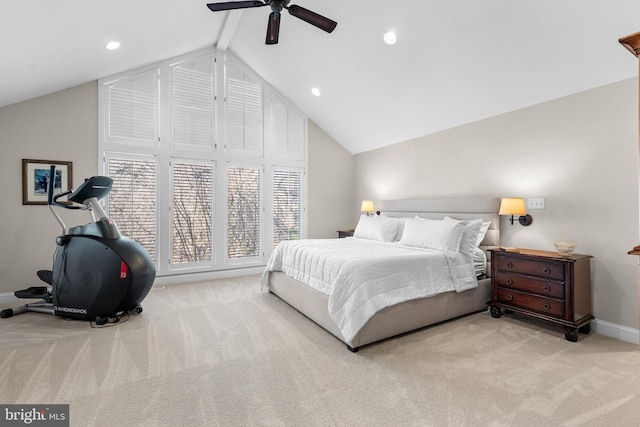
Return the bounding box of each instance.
[264,196,501,352]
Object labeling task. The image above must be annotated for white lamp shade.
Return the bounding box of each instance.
[360,200,375,213]
[499,198,526,216]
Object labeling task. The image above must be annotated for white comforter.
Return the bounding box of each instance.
[262,238,478,346]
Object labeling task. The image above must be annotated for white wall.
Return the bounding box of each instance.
[354,78,640,331]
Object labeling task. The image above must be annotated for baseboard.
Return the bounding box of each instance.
[0,292,19,304]
[153,266,265,286]
[593,319,640,345]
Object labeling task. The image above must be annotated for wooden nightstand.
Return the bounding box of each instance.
[489,248,593,342]
[337,229,354,238]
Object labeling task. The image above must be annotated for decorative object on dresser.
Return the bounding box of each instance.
[489,248,593,342]
[554,237,576,257]
[337,229,354,238]
[498,197,532,226]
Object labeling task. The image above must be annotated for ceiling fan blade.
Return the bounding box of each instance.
[266,12,281,45]
[287,5,337,33]
[206,1,266,12]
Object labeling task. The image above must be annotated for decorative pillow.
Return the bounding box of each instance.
[353,215,404,242]
[398,217,464,255]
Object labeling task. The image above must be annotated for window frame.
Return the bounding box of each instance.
[98,48,308,278]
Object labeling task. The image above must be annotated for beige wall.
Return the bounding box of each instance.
[0,83,354,293]
[307,120,354,238]
[0,82,98,293]
[354,78,640,330]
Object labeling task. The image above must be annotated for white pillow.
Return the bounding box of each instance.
[457,218,483,256]
[445,216,491,249]
[353,215,404,242]
[398,217,464,254]
[477,221,491,246]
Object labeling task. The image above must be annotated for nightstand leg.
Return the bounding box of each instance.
[490,306,503,318]
[578,323,591,335]
[564,327,578,342]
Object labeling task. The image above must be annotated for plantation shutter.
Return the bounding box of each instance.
[226,60,263,155]
[105,155,158,262]
[171,55,215,149]
[105,69,159,145]
[273,168,303,247]
[227,164,262,260]
[271,97,305,160]
[171,161,214,264]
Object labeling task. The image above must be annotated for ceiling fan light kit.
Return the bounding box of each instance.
[207,0,337,45]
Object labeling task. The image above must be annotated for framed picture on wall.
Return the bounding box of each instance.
[22,159,73,205]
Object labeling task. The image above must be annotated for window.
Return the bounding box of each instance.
[171,55,216,150]
[227,164,262,260]
[273,168,303,247]
[104,69,158,146]
[99,49,307,277]
[271,96,305,160]
[226,60,263,155]
[105,155,158,262]
[171,161,214,264]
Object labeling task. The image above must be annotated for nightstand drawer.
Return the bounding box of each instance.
[496,256,565,281]
[495,274,564,299]
[497,287,564,317]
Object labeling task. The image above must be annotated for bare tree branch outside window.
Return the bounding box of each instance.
[107,157,157,262]
[172,162,213,264]
[228,166,261,258]
[273,169,302,247]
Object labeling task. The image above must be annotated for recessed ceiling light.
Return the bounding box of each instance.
[311,88,321,96]
[383,31,397,45]
[105,41,121,50]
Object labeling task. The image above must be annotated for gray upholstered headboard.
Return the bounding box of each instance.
[376,196,501,252]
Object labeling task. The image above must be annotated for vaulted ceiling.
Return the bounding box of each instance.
[2,1,640,153]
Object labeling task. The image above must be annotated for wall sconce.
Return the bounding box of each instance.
[499,197,533,226]
[361,200,375,216]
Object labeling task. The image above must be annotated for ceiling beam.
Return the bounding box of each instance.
[216,11,244,51]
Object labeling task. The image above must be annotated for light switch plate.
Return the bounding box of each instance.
[527,198,545,210]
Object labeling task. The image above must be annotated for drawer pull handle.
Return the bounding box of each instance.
[507,262,514,268]
[543,267,551,274]
[506,278,513,285]
[544,303,551,310]
[543,285,550,292]
[507,295,513,301]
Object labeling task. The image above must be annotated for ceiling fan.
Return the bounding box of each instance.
[206,0,337,45]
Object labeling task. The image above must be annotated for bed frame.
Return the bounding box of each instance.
[267,196,501,352]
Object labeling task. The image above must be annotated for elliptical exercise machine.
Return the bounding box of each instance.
[1,166,156,325]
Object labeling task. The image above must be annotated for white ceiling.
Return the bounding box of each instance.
[2,1,640,154]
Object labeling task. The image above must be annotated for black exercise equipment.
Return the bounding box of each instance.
[1,166,156,325]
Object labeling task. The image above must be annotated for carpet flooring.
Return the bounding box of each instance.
[1,274,640,426]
